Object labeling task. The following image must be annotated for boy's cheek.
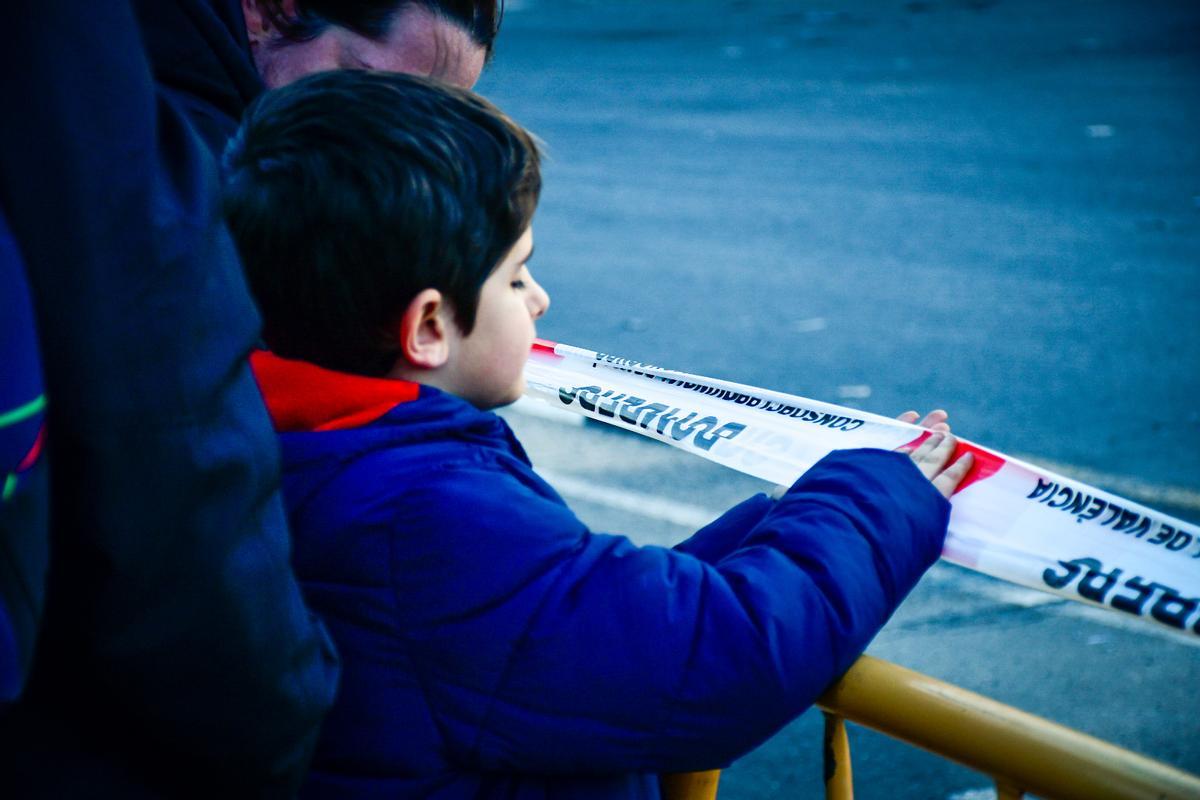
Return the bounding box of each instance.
[500,369,527,406]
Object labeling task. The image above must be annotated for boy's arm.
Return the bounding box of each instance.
[0,0,338,791]
[672,410,955,565]
[403,448,947,775]
[671,493,773,563]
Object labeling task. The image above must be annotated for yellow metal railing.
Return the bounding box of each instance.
[660,769,722,800]
[663,654,1200,800]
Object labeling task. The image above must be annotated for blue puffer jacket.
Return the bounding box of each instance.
[254,352,950,800]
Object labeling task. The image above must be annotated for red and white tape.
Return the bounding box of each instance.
[525,339,1200,640]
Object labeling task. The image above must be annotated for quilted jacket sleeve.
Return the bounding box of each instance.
[672,493,774,564]
[396,448,948,775]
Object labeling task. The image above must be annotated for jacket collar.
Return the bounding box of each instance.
[250,350,420,433]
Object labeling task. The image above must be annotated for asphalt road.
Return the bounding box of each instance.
[477,1,1199,797]
[479,0,1200,496]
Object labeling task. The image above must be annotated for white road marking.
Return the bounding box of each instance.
[539,470,719,530]
[837,384,872,399]
[946,789,997,800]
[927,566,1200,647]
[1056,601,1200,648]
[508,396,584,426]
[791,316,828,333]
[979,584,1062,609]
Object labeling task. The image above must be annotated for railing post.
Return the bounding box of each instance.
[660,770,721,800]
[823,711,854,800]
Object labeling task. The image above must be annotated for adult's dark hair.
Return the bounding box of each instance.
[258,0,503,53]
[223,70,540,377]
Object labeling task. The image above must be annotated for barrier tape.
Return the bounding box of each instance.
[524,339,1200,641]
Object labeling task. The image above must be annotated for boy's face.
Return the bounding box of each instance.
[446,228,549,409]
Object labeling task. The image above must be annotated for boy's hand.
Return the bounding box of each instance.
[897,409,950,432]
[900,432,975,499]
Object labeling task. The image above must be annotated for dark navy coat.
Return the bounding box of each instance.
[133,0,264,155]
[0,209,48,705]
[254,352,951,799]
[0,1,338,795]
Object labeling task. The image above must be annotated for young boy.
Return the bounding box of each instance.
[225,71,971,799]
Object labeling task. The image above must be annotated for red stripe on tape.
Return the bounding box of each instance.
[531,339,562,359]
[900,431,1005,494]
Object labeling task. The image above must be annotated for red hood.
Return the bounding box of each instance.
[249,350,420,433]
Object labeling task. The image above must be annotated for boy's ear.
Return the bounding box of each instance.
[396,288,451,370]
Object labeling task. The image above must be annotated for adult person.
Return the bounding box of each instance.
[0,1,339,795]
[0,208,48,710]
[134,0,503,154]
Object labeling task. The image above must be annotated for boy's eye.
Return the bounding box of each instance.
[511,279,526,290]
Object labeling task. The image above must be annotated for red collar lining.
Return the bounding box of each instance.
[249,350,419,433]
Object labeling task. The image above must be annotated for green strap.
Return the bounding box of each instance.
[1,473,16,502]
[0,394,46,429]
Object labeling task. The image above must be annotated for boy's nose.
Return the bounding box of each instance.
[529,280,550,320]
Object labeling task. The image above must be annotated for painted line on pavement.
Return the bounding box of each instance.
[539,470,719,529]
[926,569,1200,648]
[1055,599,1200,648]
[510,396,585,426]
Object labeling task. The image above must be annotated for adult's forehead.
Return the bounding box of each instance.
[377,4,488,89]
[430,0,504,52]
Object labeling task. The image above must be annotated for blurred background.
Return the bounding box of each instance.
[478,1,1199,797]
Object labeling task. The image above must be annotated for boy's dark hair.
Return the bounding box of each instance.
[257,1,503,55]
[222,70,540,376]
